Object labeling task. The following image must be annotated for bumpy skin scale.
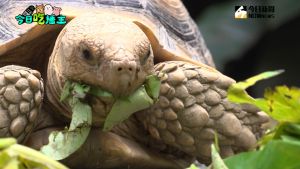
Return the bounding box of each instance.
[138,61,269,164]
[0,65,43,143]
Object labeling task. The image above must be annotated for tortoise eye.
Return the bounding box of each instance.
[82,49,92,60]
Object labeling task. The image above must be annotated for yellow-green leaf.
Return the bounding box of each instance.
[211,144,229,169]
[60,81,72,102]
[0,151,11,168]
[0,138,68,169]
[73,83,90,99]
[89,86,114,100]
[103,85,154,131]
[2,158,18,169]
[145,75,161,100]
[41,100,92,160]
[0,138,16,149]
[224,140,300,169]
[227,70,295,122]
[231,70,284,90]
[227,70,284,113]
[186,164,198,169]
[264,86,300,122]
[9,144,68,169]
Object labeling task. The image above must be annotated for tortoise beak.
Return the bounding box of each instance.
[103,60,140,97]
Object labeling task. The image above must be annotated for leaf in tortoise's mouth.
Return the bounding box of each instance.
[40,75,160,160]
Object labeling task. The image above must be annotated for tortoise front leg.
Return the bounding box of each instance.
[0,65,43,143]
[137,61,269,164]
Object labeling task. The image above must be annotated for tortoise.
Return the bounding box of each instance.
[0,0,269,168]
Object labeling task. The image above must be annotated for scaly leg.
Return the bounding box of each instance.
[0,65,43,143]
[137,61,269,164]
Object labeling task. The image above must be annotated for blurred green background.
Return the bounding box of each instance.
[183,0,300,97]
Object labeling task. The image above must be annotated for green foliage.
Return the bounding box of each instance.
[103,75,160,131]
[88,86,114,100]
[41,82,92,160]
[0,138,16,149]
[144,75,161,100]
[0,138,68,169]
[224,70,300,169]
[186,164,198,169]
[264,86,300,123]
[228,70,300,140]
[211,144,229,169]
[227,70,284,114]
[42,75,160,159]
[225,140,300,169]
[103,85,155,131]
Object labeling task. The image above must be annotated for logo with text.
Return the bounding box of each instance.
[235,5,275,19]
[235,6,248,19]
[15,4,66,25]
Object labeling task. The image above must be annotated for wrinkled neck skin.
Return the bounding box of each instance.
[46,54,72,120]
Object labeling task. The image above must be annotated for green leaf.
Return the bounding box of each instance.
[69,100,92,131]
[2,158,18,169]
[225,71,300,169]
[8,144,68,169]
[41,100,92,160]
[264,86,300,122]
[232,70,284,90]
[60,81,72,101]
[211,144,229,169]
[280,135,300,143]
[0,138,68,169]
[267,123,300,143]
[103,85,154,131]
[43,81,93,160]
[145,75,161,100]
[73,83,90,99]
[0,151,12,168]
[186,164,198,169]
[44,76,159,159]
[0,138,16,149]
[224,140,300,169]
[214,131,220,153]
[283,123,300,136]
[102,76,160,131]
[227,70,284,113]
[209,132,228,169]
[227,70,289,119]
[88,86,114,101]
[228,71,300,145]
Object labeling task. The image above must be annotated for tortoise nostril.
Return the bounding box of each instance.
[113,61,137,73]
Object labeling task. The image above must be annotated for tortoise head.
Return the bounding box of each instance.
[50,13,154,96]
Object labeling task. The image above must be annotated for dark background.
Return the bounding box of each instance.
[183,0,300,97]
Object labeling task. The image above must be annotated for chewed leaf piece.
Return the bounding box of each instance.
[42,82,92,160]
[103,75,160,131]
[103,86,154,131]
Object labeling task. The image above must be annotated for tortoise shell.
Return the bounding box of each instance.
[0,0,214,77]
